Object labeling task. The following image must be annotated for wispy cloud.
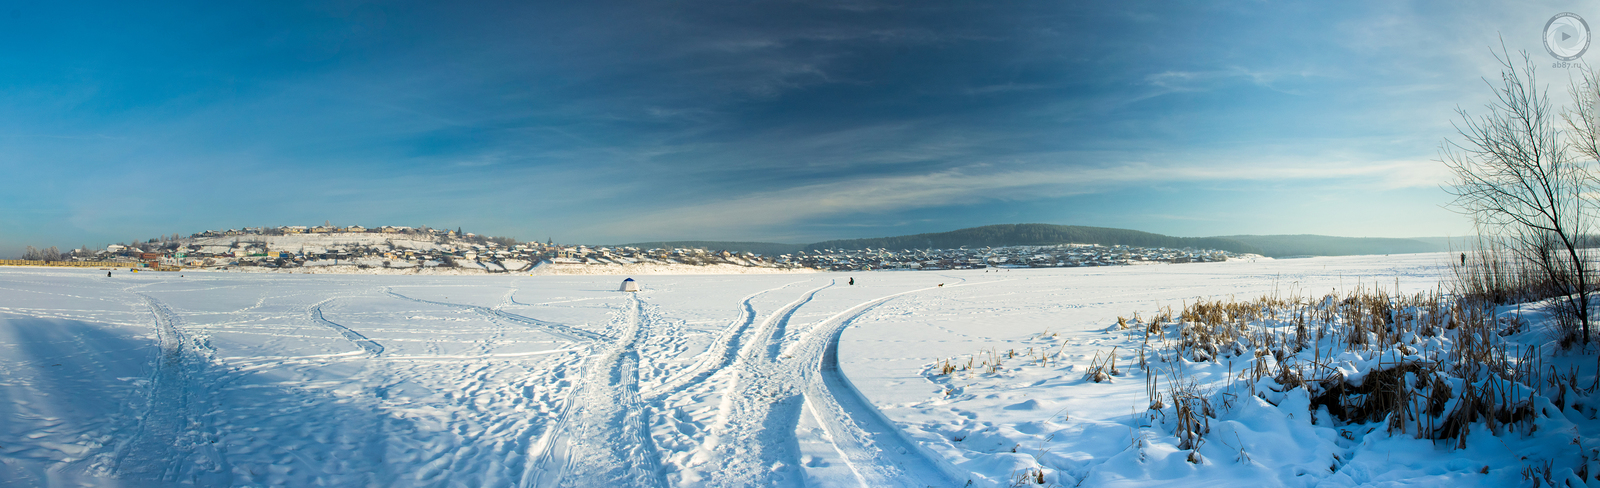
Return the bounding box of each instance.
[576,157,1451,240]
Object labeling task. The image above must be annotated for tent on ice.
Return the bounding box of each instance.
[619,278,639,292]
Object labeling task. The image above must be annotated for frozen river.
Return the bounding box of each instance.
[0,253,1451,486]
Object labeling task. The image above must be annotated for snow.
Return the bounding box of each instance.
[0,252,1591,487]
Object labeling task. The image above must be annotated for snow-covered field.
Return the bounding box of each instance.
[9,252,1570,487]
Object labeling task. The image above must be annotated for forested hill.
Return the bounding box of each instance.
[802,224,1260,254]
[1217,235,1441,257]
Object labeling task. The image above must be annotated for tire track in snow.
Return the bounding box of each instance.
[526,294,666,488]
[310,299,385,355]
[385,288,611,343]
[109,294,231,484]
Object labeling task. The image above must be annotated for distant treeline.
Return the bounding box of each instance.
[616,224,1461,258]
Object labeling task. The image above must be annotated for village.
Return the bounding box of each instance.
[11,224,1245,273]
[786,244,1240,271]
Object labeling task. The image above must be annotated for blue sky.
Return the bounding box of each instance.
[0,1,1582,254]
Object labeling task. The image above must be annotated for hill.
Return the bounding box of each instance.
[1218,235,1442,257]
[614,226,1456,259]
[803,224,1261,254]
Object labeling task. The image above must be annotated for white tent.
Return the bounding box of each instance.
[620,278,639,292]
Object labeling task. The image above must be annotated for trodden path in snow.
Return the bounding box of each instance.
[108,293,232,484]
[528,294,668,487]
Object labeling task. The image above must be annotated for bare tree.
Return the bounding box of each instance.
[1443,46,1592,345]
[21,246,62,261]
[1564,67,1600,165]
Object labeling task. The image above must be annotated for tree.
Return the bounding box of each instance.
[1442,46,1592,345]
[22,246,62,261]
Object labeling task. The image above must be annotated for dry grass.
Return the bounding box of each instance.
[931,242,1598,465]
[1121,264,1595,453]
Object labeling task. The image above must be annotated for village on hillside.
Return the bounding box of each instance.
[6,224,1248,273]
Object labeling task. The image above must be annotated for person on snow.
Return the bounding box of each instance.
[849,277,855,285]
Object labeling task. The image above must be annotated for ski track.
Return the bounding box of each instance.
[109,293,232,484]
[385,288,611,343]
[528,294,667,488]
[310,299,385,355]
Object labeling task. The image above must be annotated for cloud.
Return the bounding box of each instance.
[1140,66,1318,101]
[577,157,1450,240]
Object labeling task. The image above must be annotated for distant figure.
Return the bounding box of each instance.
[938,283,944,287]
[1460,253,1466,266]
[107,271,111,277]
[848,277,854,285]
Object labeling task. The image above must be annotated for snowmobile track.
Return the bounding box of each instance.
[310,299,385,355]
[110,294,232,484]
[642,280,815,401]
[761,282,833,361]
[684,281,846,487]
[385,288,611,343]
[804,295,967,487]
[784,283,995,487]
